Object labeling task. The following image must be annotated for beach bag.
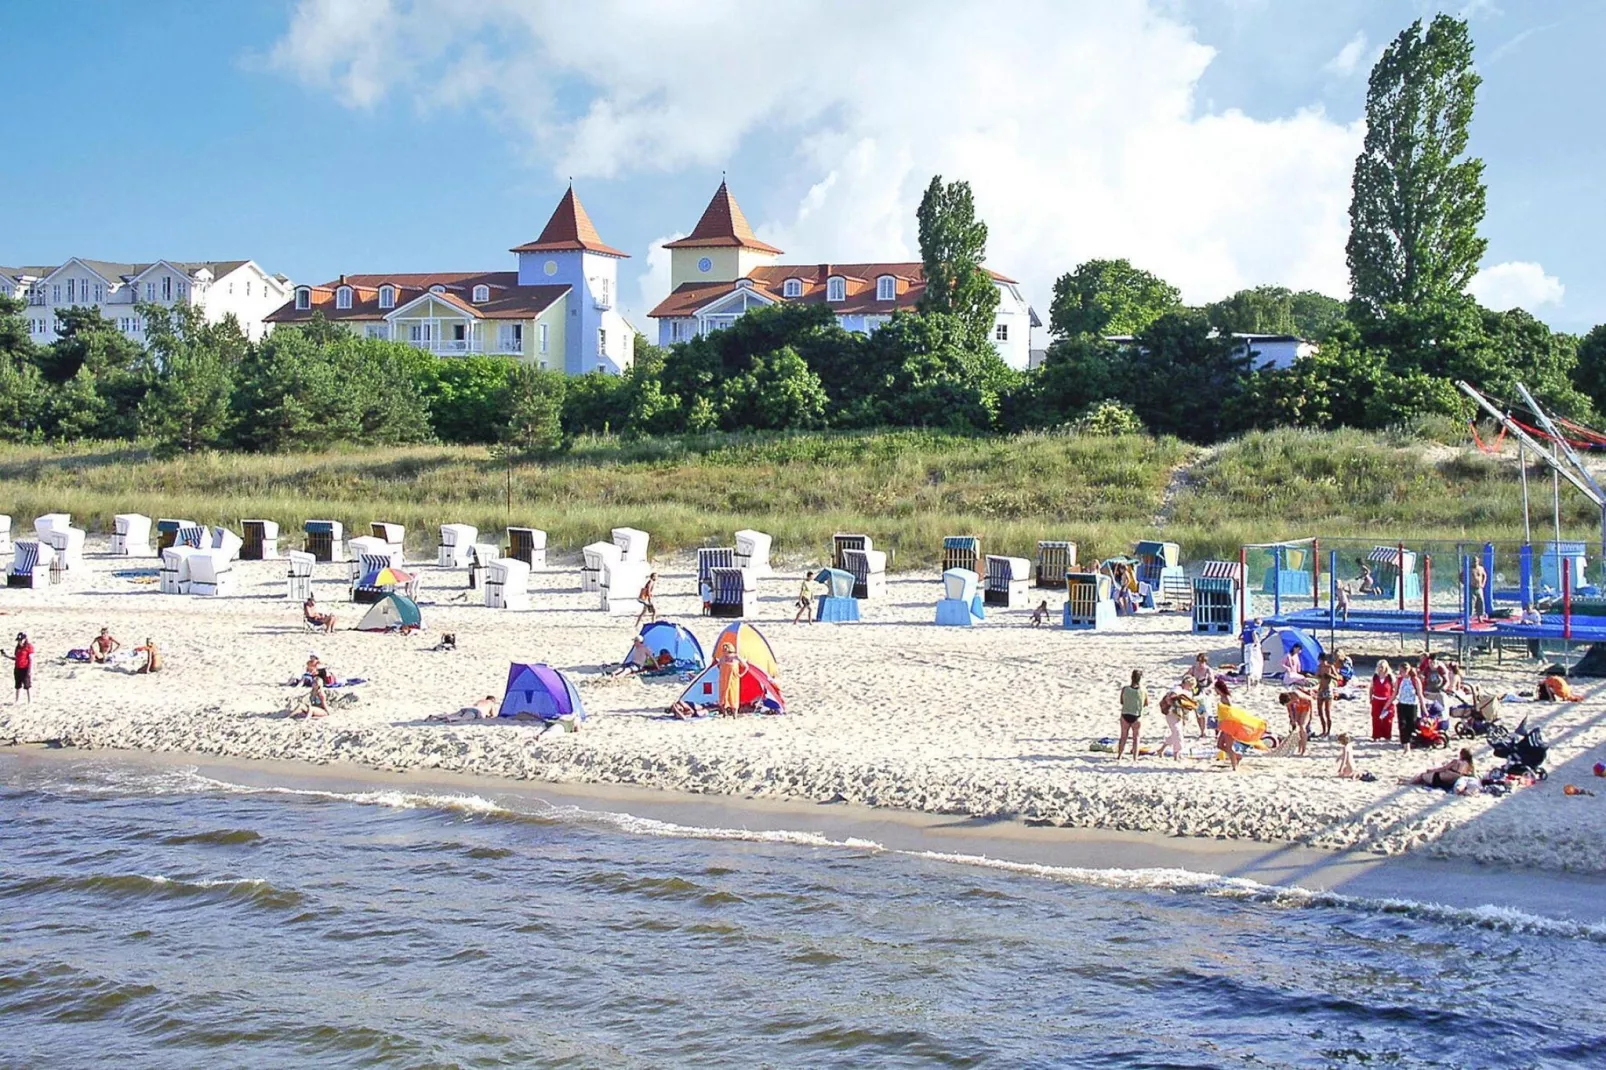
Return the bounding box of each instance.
[1453,776,1479,796]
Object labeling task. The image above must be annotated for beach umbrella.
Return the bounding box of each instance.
[360,566,414,587]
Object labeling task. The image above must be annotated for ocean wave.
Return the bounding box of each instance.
[1,872,303,911]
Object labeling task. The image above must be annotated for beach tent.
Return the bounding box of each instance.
[676,661,786,714]
[624,621,706,671]
[355,592,423,632]
[709,621,779,679]
[500,662,587,722]
[1261,626,1322,674]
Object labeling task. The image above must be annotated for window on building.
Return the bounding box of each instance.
[539,359,548,369]
[597,328,607,356]
[451,323,466,342]
[598,363,607,373]
[52,284,60,303]
[93,283,103,302]
[378,285,395,309]
[539,323,548,353]
[782,278,802,298]
[409,323,431,342]
[336,286,352,310]
[162,276,172,301]
[472,284,490,303]
[245,280,251,297]
[295,288,311,310]
[176,281,186,300]
[877,275,895,301]
[826,276,845,302]
[228,282,234,295]
[995,323,1008,342]
[66,278,75,303]
[365,324,385,340]
[144,282,155,301]
[430,285,445,293]
[596,277,610,307]
[669,320,684,342]
[499,323,523,352]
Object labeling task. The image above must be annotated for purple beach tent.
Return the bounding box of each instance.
[499,663,587,722]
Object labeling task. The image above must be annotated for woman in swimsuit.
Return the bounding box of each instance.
[1116,669,1148,761]
[1402,748,1475,790]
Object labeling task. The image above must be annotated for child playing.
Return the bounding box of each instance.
[1029,600,1049,627]
[1335,732,1357,778]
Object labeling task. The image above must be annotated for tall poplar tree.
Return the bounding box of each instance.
[1346,14,1486,318]
[916,175,999,352]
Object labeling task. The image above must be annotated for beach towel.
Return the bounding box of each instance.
[66,649,91,662]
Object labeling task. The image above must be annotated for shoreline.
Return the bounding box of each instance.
[3,540,1606,880]
[9,742,1606,925]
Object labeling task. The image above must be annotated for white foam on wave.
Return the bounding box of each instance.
[76,764,1606,942]
[138,874,271,891]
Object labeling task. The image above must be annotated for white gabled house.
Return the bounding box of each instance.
[646,181,1039,366]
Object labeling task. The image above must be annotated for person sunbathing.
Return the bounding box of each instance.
[304,596,336,634]
[611,637,655,677]
[429,695,498,722]
[89,628,121,663]
[134,638,162,674]
[1401,748,1475,790]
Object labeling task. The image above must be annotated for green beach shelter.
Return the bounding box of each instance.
[355,592,423,632]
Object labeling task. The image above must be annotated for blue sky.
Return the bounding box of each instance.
[2,0,1601,338]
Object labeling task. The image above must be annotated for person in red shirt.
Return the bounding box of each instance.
[4,632,34,702]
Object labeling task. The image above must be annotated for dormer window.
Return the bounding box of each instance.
[876,275,896,302]
[335,286,353,310]
[826,276,846,303]
[378,285,395,309]
[295,288,311,310]
[783,278,803,298]
[430,284,445,294]
[472,284,490,303]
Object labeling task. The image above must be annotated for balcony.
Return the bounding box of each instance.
[404,339,524,356]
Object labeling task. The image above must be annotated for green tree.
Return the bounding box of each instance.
[1288,290,1348,340]
[415,355,518,444]
[560,370,630,435]
[42,366,110,441]
[1050,259,1181,338]
[1070,399,1144,436]
[1205,286,1297,336]
[0,295,42,441]
[499,364,567,457]
[1347,14,1486,319]
[1574,324,1606,416]
[138,340,233,455]
[1125,312,1251,442]
[716,346,828,430]
[915,174,1000,353]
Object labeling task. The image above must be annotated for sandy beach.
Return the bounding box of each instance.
[4,535,1605,875]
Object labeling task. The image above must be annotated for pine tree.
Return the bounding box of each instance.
[916,175,1000,353]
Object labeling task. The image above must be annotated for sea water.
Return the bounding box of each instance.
[2,753,1604,1068]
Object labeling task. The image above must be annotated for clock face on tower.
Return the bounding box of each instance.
[698,257,712,273]
[543,260,558,276]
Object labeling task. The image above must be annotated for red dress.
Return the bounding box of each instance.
[1369,674,1395,740]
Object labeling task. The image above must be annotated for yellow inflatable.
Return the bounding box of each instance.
[1216,703,1268,749]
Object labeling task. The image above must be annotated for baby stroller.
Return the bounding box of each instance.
[1454,688,1502,739]
[1411,718,1450,749]
[1488,717,1549,779]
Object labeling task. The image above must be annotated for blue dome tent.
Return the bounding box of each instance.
[623,621,706,673]
[500,663,587,722]
[1261,626,1323,675]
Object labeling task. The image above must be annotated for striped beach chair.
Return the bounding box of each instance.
[708,566,755,618]
[698,547,735,589]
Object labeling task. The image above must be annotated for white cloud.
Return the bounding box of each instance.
[636,232,683,320]
[1467,261,1565,311]
[269,0,1366,336]
[1323,32,1368,76]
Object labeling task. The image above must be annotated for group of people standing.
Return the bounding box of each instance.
[1366,653,1469,746]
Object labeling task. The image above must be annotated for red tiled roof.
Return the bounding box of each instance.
[647,261,1015,319]
[265,271,568,323]
[663,181,784,254]
[510,187,628,258]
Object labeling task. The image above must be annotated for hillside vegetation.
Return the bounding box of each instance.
[0,427,1593,566]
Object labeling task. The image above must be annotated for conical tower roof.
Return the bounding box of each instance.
[663,180,783,254]
[512,187,628,258]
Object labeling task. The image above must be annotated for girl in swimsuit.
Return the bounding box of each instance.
[1116,669,1148,761]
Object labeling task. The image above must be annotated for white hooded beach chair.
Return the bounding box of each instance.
[286,550,315,601]
[113,514,152,556]
[33,513,71,540]
[734,529,772,576]
[188,548,236,597]
[437,524,476,568]
[160,546,197,595]
[303,519,344,562]
[155,518,198,551]
[370,522,405,560]
[0,516,10,558]
[210,526,243,562]
[842,547,887,600]
[601,558,649,615]
[468,543,501,590]
[611,527,649,563]
[832,533,870,570]
[1035,541,1077,588]
[7,541,53,589]
[698,547,735,589]
[708,566,756,618]
[346,535,401,580]
[484,558,530,610]
[507,527,547,568]
[581,541,621,594]
[984,555,1032,608]
[351,551,398,603]
[241,519,280,560]
[43,526,86,572]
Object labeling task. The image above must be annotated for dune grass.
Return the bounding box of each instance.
[0,427,1589,567]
